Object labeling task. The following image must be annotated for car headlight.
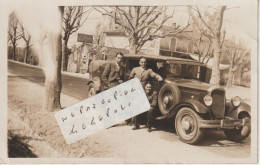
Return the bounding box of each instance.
[204,95,213,106]
[232,96,241,107]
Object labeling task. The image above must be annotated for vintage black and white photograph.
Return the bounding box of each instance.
[0,0,257,163]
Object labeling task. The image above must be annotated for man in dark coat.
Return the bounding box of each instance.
[133,81,158,132]
[102,52,125,89]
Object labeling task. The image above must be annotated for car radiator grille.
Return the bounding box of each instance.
[210,90,225,119]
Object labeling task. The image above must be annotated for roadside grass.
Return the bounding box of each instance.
[8,130,37,158]
[8,95,113,158]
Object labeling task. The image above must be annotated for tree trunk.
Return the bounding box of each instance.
[42,6,63,111]
[62,39,68,71]
[233,64,245,86]
[12,27,17,61]
[24,48,27,63]
[226,61,234,88]
[12,44,16,61]
[129,35,138,54]
[24,46,29,63]
[209,39,221,85]
[209,6,226,86]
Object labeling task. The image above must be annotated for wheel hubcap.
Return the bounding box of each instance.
[241,126,250,136]
[163,96,169,104]
[181,119,191,131]
[178,114,196,138]
[163,92,173,109]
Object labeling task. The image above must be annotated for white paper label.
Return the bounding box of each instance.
[55,78,150,144]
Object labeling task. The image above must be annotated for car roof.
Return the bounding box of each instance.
[124,54,205,66]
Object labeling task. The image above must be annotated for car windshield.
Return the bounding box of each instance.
[165,63,200,79]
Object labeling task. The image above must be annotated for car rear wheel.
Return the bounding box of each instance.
[175,108,204,144]
[88,83,97,98]
[158,83,180,115]
[224,113,251,142]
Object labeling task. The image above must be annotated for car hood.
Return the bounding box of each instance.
[164,77,215,91]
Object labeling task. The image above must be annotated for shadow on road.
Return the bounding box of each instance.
[196,131,251,147]
[154,118,176,134]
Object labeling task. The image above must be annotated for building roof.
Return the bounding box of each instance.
[160,25,209,42]
[124,54,204,66]
[104,29,125,36]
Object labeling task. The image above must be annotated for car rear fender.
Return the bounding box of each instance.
[87,77,101,91]
[227,101,251,119]
[167,99,207,118]
[87,80,94,86]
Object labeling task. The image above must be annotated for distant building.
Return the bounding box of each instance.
[67,43,95,73]
[159,24,211,58]
[102,28,160,55]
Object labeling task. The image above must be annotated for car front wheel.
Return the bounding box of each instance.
[88,83,97,98]
[224,113,251,142]
[175,108,204,144]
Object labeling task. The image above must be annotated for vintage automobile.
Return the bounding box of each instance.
[87,54,251,144]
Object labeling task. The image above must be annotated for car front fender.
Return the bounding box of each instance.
[226,101,251,119]
[166,99,208,118]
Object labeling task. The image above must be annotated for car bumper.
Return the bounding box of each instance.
[198,118,251,129]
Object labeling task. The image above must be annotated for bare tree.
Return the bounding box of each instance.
[8,12,21,61]
[62,6,92,71]
[18,21,32,63]
[42,6,64,111]
[186,30,214,64]
[223,37,250,87]
[226,50,250,87]
[188,6,227,85]
[225,47,239,87]
[233,51,250,86]
[95,6,189,54]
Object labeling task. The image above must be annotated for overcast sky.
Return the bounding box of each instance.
[11,1,256,51]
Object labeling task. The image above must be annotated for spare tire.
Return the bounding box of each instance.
[158,83,181,115]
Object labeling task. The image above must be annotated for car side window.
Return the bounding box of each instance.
[181,65,199,79]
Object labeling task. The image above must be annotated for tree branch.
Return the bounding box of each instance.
[195,6,214,34]
[138,6,150,20]
[116,7,134,30]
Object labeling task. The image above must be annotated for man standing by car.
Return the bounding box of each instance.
[102,52,125,89]
[129,57,163,87]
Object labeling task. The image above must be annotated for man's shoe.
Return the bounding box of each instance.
[147,126,152,132]
[132,125,140,130]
